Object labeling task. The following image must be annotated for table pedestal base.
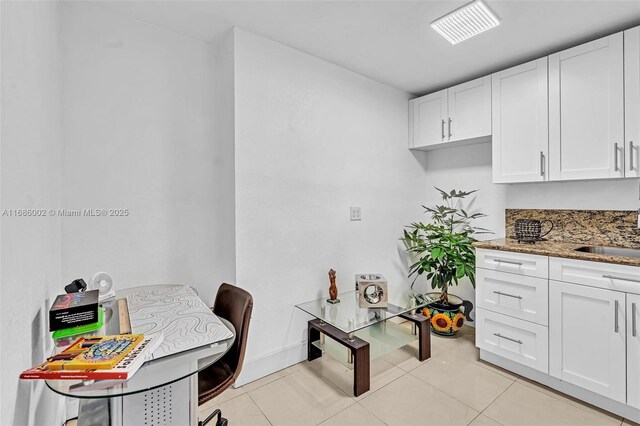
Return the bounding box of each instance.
[77,375,196,426]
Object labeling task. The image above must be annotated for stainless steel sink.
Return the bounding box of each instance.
[574,245,640,258]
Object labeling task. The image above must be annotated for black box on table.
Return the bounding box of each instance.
[49,290,100,331]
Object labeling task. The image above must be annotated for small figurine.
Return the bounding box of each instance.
[327,269,340,304]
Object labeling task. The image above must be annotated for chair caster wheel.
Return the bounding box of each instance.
[217,418,228,426]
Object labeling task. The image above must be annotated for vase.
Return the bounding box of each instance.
[422,292,474,336]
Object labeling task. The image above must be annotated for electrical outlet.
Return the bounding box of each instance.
[350,206,362,221]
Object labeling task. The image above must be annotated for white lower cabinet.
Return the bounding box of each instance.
[476,308,548,372]
[549,280,626,403]
[477,249,640,419]
[629,294,640,409]
[476,268,548,325]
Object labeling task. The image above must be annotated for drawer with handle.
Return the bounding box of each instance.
[476,268,548,325]
[476,308,549,373]
[476,248,549,278]
[549,257,640,294]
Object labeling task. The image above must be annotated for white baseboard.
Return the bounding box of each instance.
[234,341,307,387]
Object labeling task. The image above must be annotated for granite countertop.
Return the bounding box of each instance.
[474,238,640,267]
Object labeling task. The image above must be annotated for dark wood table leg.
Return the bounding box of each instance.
[307,319,370,396]
[308,322,323,361]
[352,344,370,397]
[400,312,431,361]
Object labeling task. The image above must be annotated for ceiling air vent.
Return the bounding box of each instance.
[431,0,500,45]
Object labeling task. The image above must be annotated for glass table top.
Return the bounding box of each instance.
[295,289,427,334]
[46,285,236,399]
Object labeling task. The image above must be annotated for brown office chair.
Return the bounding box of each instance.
[198,283,253,426]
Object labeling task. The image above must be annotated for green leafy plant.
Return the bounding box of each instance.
[403,188,489,305]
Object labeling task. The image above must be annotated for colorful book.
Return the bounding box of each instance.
[44,334,144,371]
[20,334,163,381]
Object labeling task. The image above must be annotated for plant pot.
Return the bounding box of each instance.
[422,292,474,336]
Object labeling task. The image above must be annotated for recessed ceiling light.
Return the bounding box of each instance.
[431,0,500,45]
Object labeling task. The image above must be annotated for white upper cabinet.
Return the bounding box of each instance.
[447,76,492,143]
[409,90,447,148]
[409,77,491,149]
[492,58,549,183]
[624,26,640,178]
[549,33,625,181]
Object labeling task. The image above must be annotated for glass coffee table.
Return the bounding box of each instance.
[295,290,431,396]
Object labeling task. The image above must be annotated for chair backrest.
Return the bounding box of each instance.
[213,283,253,378]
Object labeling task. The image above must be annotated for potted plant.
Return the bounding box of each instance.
[403,188,489,336]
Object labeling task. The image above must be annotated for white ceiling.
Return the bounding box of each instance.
[96,0,640,95]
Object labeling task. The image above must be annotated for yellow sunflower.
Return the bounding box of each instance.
[452,312,465,331]
[431,313,452,333]
[422,308,431,319]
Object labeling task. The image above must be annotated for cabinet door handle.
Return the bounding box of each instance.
[493,333,522,344]
[615,300,619,333]
[441,119,445,140]
[540,151,545,176]
[493,291,523,300]
[493,259,523,266]
[614,143,621,172]
[633,302,637,338]
[448,118,452,138]
[631,141,636,171]
[603,274,640,284]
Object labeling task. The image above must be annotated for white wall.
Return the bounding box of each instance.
[0,2,64,425]
[421,142,640,307]
[60,3,235,306]
[232,29,427,384]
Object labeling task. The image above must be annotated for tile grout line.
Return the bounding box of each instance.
[355,370,411,403]
[407,367,488,418]
[245,389,274,426]
[198,389,248,420]
[407,349,517,417]
[473,379,516,425]
[355,401,390,426]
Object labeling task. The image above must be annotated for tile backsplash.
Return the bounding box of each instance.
[505,209,640,248]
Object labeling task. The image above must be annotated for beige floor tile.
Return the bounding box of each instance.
[429,331,518,381]
[431,332,480,362]
[456,325,476,341]
[410,356,514,411]
[468,414,503,426]
[359,374,479,426]
[308,355,405,401]
[516,378,623,425]
[381,341,425,372]
[199,393,271,426]
[248,364,354,425]
[319,403,385,426]
[483,381,621,426]
[243,362,303,392]
[198,384,247,413]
